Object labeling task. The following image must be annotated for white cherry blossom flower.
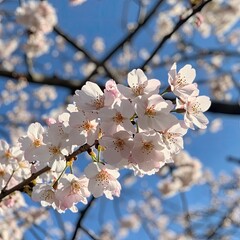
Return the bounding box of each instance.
[0,163,13,191]
[135,94,177,131]
[33,123,70,172]
[176,95,211,129]
[131,131,168,172]
[73,81,113,111]
[19,122,45,162]
[32,184,59,208]
[99,131,134,167]
[117,69,160,99]
[99,99,135,135]
[84,162,121,199]
[0,140,17,166]
[168,63,199,99]
[16,1,57,33]
[69,110,98,145]
[69,0,87,6]
[161,122,188,154]
[55,174,90,212]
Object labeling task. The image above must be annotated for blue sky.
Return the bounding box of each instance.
[1,0,240,239]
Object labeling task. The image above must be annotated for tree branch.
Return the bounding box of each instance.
[139,0,213,70]
[0,142,95,201]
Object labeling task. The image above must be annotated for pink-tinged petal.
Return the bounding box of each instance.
[191,112,209,129]
[89,180,104,198]
[28,122,44,140]
[127,69,147,87]
[178,64,196,84]
[82,81,103,98]
[145,79,161,94]
[117,84,133,99]
[69,111,86,127]
[84,163,100,178]
[197,96,211,112]
[168,62,177,85]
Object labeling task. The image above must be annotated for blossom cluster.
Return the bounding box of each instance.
[158,150,203,198]
[15,1,57,58]
[0,64,211,213]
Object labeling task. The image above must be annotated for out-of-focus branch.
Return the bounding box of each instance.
[80,0,165,82]
[70,196,98,240]
[139,0,213,70]
[53,26,116,81]
[0,68,239,115]
[204,201,239,239]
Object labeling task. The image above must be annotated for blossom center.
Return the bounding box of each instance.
[145,105,156,117]
[49,146,61,155]
[132,84,145,96]
[33,139,42,147]
[93,96,104,109]
[176,73,187,87]
[82,121,94,132]
[41,190,54,201]
[96,170,110,185]
[141,141,154,154]
[4,150,12,159]
[0,169,5,177]
[113,138,125,151]
[71,180,81,193]
[113,112,124,124]
[190,102,201,114]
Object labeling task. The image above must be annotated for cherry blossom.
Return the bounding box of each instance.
[99,99,135,135]
[73,81,113,111]
[134,94,177,131]
[160,122,188,154]
[168,63,199,99]
[176,95,211,129]
[0,65,211,214]
[68,110,98,145]
[32,184,59,208]
[99,131,134,167]
[15,1,57,34]
[84,162,121,199]
[117,69,160,99]
[131,131,169,174]
[69,0,87,6]
[19,122,45,161]
[55,174,90,212]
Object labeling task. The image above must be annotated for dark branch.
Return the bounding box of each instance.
[139,0,213,70]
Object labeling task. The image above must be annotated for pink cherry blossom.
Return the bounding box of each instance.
[168,63,199,99]
[161,122,188,154]
[176,95,211,129]
[99,131,134,167]
[32,184,59,209]
[131,131,168,172]
[19,122,45,161]
[69,110,98,145]
[134,94,177,131]
[55,174,90,212]
[117,69,160,99]
[73,81,113,112]
[104,79,121,104]
[99,99,135,135]
[84,162,121,199]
